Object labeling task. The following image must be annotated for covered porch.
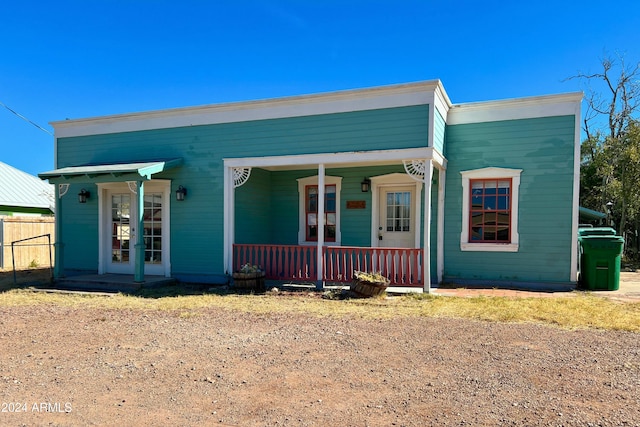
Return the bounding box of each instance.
[39,159,183,283]
[223,147,447,293]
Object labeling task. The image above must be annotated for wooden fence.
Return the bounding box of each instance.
[0,216,55,269]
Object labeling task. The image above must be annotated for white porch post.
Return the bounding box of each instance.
[53,184,65,278]
[223,165,235,277]
[437,167,446,285]
[316,163,325,290]
[134,181,145,283]
[423,161,434,293]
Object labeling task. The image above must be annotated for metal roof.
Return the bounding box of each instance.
[0,161,54,211]
[38,158,183,183]
[579,206,607,221]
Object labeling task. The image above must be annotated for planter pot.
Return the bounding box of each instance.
[350,277,390,298]
[233,272,266,293]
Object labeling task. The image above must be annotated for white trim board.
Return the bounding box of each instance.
[448,93,582,125]
[50,80,581,140]
[52,81,442,138]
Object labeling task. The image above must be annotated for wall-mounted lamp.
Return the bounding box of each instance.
[176,185,187,201]
[361,178,371,193]
[78,188,90,204]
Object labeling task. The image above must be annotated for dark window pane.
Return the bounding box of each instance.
[497,195,509,210]
[497,212,510,226]
[326,198,336,212]
[471,227,482,241]
[471,195,483,209]
[326,225,336,239]
[484,196,496,210]
[497,227,509,241]
[326,213,336,226]
[485,212,497,225]
[471,212,483,226]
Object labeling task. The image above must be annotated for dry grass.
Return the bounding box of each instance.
[0,287,638,332]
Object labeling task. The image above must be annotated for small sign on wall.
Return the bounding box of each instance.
[346,200,366,209]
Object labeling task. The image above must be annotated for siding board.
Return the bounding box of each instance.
[443,115,576,284]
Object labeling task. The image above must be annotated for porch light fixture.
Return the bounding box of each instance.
[176,185,187,201]
[78,188,90,203]
[361,178,371,193]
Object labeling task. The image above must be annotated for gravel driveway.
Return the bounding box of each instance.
[1,303,638,426]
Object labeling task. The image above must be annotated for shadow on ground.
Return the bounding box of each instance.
[0,267,53,290]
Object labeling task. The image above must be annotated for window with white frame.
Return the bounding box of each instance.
[460,167,522,252]
[297,175,342,245]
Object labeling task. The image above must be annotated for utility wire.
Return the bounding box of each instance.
[0,100,53,136]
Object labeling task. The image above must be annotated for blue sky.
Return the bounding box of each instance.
[1,1,639,176]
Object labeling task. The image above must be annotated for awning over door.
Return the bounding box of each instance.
[39,159,183,183]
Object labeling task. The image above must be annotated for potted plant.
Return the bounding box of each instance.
[350,270,390,297]
[233,263,266,293]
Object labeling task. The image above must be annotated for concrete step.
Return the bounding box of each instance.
[48,274,176,293]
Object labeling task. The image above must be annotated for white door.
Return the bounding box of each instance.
[378,185,416,248]
[103,182,168,276]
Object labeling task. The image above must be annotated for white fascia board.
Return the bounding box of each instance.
[570,102,582,283]
[223,147,436,169]
[433,81,452,122]
[447,92,583,125]
[52,81,440,138]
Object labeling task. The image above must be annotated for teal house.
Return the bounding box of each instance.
[39,81,582,292]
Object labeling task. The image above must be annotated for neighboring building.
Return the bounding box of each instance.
[0,161,54,216]
[39,80,582,291]
[0,161,55,269]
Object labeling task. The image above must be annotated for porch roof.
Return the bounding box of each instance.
[223,147,446,171]
[38,158,183,183]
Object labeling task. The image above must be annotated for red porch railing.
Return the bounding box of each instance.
[323,246,422,286]
[233,244,423,286]
[233,244,318,281]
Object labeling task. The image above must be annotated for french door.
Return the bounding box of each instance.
[102,182,169,276]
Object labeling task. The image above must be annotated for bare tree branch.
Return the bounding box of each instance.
[567,53,640,140]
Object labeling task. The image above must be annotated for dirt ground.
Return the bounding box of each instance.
[0,269,639,426]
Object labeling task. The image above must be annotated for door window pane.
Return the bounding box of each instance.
[111,194,131,263]
[143,193,162,264]
[386,191,411,232]
[305,185,337,242]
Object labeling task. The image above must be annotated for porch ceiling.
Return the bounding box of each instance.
[38,158,183,183]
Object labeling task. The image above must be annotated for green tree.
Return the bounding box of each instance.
[571,54,640,255]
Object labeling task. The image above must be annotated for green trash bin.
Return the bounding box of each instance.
[578,235,624,291]
[578,227,617,237]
